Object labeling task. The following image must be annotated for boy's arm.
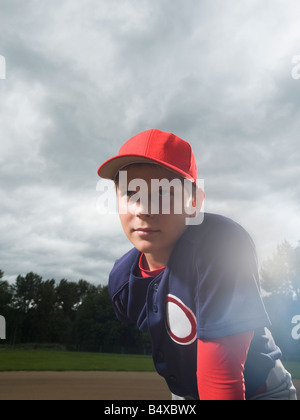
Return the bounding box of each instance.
[197,331,254,400]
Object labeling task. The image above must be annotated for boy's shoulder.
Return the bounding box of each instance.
[183,213,252,246]
[108,247,139,299]
[111,247,139,272]
[177,213,256,268]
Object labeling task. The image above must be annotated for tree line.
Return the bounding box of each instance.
[0,270,151,353]
[1,240,300,359]
[261,241,300,360]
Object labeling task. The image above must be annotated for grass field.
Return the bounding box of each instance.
[0,349,299,379]
[0,349,156,372]
[283,362,300,380]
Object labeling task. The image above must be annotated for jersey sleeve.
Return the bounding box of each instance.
[195,224,270,340]
[197,332,254,400]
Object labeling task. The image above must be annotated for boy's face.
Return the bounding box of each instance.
[116,164,190,265]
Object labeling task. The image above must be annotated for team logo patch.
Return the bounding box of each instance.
[166,294,197,345]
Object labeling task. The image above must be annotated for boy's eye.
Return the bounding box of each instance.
[158,189,174,198]
[118,189,136,198]
[126,190,137,198]
[159,189,170,197]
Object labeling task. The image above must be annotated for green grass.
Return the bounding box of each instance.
[283,362,300,379]
[0,349,156,372]
[0,349,299,380]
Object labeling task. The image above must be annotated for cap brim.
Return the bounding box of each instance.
[97,154,195,183]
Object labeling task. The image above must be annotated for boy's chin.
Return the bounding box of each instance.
[133,243,156,254]
[129,238,158,254]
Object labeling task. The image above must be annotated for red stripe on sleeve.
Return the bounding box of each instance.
[197,331,254,400]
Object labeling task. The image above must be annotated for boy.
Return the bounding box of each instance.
[98,129,296,400]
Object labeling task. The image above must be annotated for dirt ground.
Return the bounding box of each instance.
[0,372,170,400]
[0,372,299,400]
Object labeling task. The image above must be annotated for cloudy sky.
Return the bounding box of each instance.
[1,0,300,285]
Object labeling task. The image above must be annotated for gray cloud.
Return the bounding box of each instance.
[1,0,300,284]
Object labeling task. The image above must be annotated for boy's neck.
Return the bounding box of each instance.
[143,250,172,271]
[142,227,188,271]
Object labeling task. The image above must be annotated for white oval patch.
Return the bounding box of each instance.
[166,294,197,345]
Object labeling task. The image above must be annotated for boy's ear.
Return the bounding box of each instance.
[185,186,205,226]
[184,185,205,220]
[192,187,205,214]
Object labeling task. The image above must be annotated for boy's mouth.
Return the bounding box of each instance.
[134,228,160,237]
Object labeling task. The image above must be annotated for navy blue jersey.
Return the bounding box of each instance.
[108,213,282,399]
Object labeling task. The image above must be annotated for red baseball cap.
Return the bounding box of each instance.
[97,129,198,184]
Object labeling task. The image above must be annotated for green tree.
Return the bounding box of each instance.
[74,285,151,353]
[10,273,44,343]
[34,279,57,342]
[261,241,300,299]
[0,273,13,313]
[261,241,300,360]
[0,270,152,353]
[56,279,93,319]
[13,272,43,312]
[75,285,118,351]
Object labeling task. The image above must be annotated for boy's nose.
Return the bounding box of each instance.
[135,197,151,218]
